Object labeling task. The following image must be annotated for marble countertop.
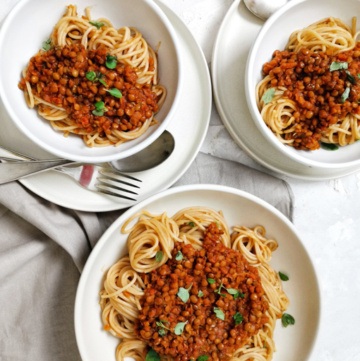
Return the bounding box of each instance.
[1,0,360,360]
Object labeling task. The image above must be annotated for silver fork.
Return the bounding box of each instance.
[56,163,141,201]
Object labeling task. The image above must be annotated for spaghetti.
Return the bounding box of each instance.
[100,207,290,361]
[18,5,166,147]
[256,17,360,150]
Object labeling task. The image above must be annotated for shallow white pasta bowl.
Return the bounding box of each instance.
[0,0,181,163]
[245,0,360,171]
[75,184,320,361]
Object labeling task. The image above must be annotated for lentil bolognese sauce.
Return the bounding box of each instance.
[18,5,166,147]
[99,207,291,361]
[256,17,360,150]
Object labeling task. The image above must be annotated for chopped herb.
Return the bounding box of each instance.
[177,285,192,303]
[215,282,226,297]
[346,70,356,84]
[279,271,289,281]
[233,312,243,325]
[320,142,339,151]
[155,251,163,262]
[358,74,360,79]
[158,328,166,336]
[175,251,184,261]
[197,356,209,361]
[106,88,122,98]
[281,313,295,327]
[188,221,196,227]
[226,288,244,299]
[89,20,105,29]
[213,307,225,320]
[92,101,107,116]
[146,348,160,361]
[330,61,348,72]
[207,278,215,285]
[42,38,52,51]
[174,321,188,335]
[106,54,118,69]
[198,290,204,297]
[99,78,108,87]
[261,88,275,104]
[86,71,97,82]
[341,87,350,103]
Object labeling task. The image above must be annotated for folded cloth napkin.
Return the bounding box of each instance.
[0,153,293,361]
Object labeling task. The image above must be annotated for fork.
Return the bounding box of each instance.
[0,145,141,201]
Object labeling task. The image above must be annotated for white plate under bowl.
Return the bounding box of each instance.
[0,0,181,163]
[75,184,321,361]
[0,0,211,212]
[245,0,360,170]
[212,0,360,180]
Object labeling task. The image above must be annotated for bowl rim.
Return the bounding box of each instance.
[0,0,183,163]
[245,0,360,170]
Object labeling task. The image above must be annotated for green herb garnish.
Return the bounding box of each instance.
[106,88,122,98]
[226,288,244,299]
[281,313,295,327]
[279,271,289,281]
[106,54,118,69]
[86,71,108,87]
[146,349,160,361]
[346,70,356,84]
[341,87,350,103]
[197,356,209,361]
[330,61,348,71]
[233,312,243,325]
[42,38,52,51]
[89,20,105,29]
[320,142,339,151]
[175,251,184,261]
[155,251,163,262]
[198,290,204,297]
[213,307,225,320]
[261,88,275,104]
[177,284,192,303]
[207,278,215,285]
[174,321,188,335]
[188,221,196,227]
[92,101,107,116]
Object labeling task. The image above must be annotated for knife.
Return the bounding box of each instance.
[0,159,76,184]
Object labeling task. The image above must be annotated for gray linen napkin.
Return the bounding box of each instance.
[0,153,293,361]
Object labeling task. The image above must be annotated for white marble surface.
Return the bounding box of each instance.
[1,0,360,360]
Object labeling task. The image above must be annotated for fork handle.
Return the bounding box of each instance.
[0,159,76,184]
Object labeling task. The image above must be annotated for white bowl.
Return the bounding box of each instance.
[0,0,181,163]
[75,184,320,361]
[245,0,360,170]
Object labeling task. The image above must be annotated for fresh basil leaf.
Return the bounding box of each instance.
[106,54,117,69]
[213,307,225,320]
[330,61,348,71]
[233,312,243,325]
[281,313,295,327]
[346,70,356,84]
[155,251,163,262]
[341,87,350,103]
[197,356,209,361]
[89,20,105,29]
[174,321,187,335]
[320,142,339,151]
[261,88,275,104]
[175,251,184,261]
[99,78,108,87]
[198,290,204,297]
[86,71,97,82]
[207,278,215,285]
[42,39,52,51]
[146,349,160,361]
[106,88,122,98]
[279,272,289,281]
[92,101,107,116]
[177,287,190,303]
[158,328,166,336]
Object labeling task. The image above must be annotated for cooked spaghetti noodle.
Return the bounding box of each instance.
[256,17,360,150]
[18,5,166,147]
[100,207,289,361]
